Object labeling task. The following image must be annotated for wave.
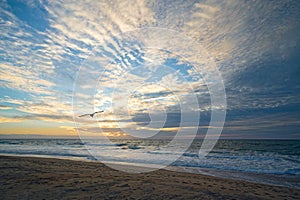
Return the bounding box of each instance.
[1,139,299,177]
[0,150,89,158]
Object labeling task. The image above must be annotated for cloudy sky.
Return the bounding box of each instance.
[0,0,299,139]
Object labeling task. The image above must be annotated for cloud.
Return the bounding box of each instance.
[183,1,298,67]
[0,95,73,124]
[44,0,156,62]
[0,63,55,95]
[0,105,12,110]
[221,105,300,138]
[0,0,299,138]
[0,116,26,123]
[58,125,77,135]
[0,113,73,124]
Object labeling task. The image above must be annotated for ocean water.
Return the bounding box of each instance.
[0,138,299,188]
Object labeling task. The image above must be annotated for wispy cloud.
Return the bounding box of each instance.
[0,0,299,138]
[0,105,12,110]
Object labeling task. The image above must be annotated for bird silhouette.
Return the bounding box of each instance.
[78,110,104,118]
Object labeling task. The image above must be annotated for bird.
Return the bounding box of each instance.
[78,110,104,118]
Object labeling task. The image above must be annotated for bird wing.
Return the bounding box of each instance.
[94,110,104,114]
[78,114,91,117]
[91,110,104,117]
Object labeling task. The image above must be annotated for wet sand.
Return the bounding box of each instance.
[0,155,299,200]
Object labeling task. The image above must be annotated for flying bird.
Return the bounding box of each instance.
[78,110,104,118]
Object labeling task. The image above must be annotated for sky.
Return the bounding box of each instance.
[0,0,299,139]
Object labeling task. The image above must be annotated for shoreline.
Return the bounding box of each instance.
[1,153,299,189]
[1,155,299,199]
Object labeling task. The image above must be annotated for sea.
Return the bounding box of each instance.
[0,138,299,188]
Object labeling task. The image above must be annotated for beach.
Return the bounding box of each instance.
[0,155,299,200]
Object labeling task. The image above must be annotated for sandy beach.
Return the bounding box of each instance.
[0,155,299,200]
